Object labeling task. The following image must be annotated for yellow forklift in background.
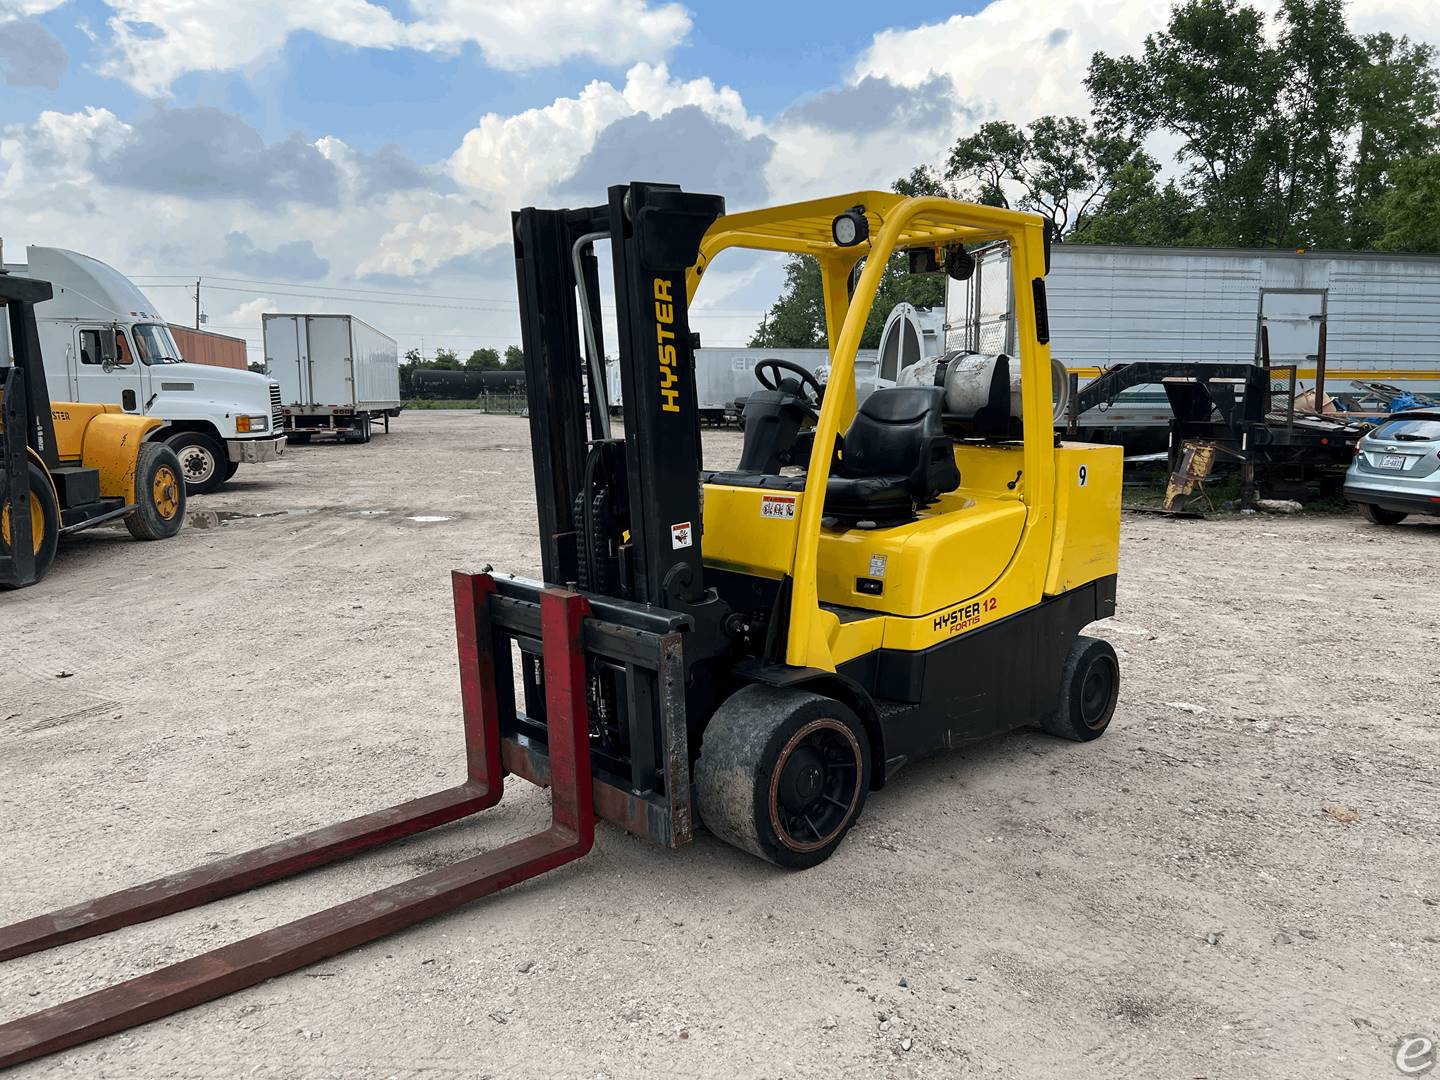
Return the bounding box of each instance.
[1,269,186,588]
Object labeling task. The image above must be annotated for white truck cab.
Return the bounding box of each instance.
[1,245,284,493]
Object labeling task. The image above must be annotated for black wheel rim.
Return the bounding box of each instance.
[1079,657,1114,729]
[768,719,861,853]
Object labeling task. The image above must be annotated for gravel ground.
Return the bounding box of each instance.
[2,410,1437,1079]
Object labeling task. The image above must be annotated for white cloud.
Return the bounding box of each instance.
[447,62,756,203]
[404,0,690,71]
[95,0,692,97]
[99,0,406,98]
[854,0,1175,133]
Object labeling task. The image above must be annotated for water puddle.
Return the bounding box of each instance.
[406,515,453,524]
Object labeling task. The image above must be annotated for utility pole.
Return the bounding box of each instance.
[194,278,202,329]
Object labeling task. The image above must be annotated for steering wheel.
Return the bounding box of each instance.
[754,358,824,407]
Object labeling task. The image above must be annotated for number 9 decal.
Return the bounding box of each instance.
[1078,464,1088,487]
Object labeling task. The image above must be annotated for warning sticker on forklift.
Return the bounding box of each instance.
[671,521,693,549]
[760,495,797,520]
[868,554,888,578]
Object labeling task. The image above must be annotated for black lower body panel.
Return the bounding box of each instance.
[838,576,1117,775]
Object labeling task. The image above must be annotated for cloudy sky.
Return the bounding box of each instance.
[2,0,1436,363]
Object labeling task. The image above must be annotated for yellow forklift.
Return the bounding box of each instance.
[1,270,186,588]
[0,187,1120,1068]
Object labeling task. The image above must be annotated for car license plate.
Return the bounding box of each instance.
[1379,454,1405,470]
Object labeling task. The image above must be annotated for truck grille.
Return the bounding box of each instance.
[270,384,283,433]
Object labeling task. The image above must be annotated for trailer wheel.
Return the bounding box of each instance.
[695,685,870,870]
[124,443,187,541]
[1,460,60,588]
[1042,635,1119,742]
[344,415,372,444]
[1359,503,1407,525]
[166,431,228,495]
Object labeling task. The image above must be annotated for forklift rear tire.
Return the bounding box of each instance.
[166,431,228,495]
[1042,635,1119,742]
[124,443,187,541]
[695,685,870,870]
[1359,503,1406,525]
[1,460,60,588]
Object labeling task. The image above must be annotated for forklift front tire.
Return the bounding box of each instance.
[124,443,187,541]
[1043,635,1119,742]
[0,460,60,588]
[695,685,871,870]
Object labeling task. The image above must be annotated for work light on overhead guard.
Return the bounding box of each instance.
[832,208,868,247]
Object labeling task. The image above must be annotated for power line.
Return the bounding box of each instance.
[132,274,768,317]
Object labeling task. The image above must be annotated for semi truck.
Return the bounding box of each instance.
[263,314,401,444]
[0,244,284,494]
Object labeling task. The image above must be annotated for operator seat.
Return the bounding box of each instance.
[825,386,960,525]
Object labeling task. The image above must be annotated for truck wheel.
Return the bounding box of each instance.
[1,460,60,588]
[1042,635,1119,742]
[165,431,228,495]
[695,685,870,870]
[124,443,187,541]
[222,459,240,482]
[1359,503,1406,525]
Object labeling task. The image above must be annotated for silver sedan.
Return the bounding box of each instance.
[1344,409,1440,524]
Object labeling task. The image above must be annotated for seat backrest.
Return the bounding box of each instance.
[841,386,960,500]
[842,386,943,477]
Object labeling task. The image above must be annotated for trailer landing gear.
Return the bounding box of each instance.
[0,572,595,1070]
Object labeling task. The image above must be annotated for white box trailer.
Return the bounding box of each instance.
[263,314,401,444]
[944,244,1440,431]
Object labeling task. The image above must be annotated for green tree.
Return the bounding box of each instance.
[1087,0,1281,244]
[466,347,501,370]
[943,116,1150,237]
[503,345,525,370]
[430,348,461,370]
[1347,34,1440,246]
[1068,162,1199,245]
[893,165,953,198]
[1374,155,1440,251]
[1087,0,1440,248]
[749,256,827,348]
[748,253,943,351]
[403,347,423,365]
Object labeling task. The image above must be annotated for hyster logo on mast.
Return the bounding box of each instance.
[654,277,679,413]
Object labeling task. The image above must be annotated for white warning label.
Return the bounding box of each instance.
[868,553,888,578]
[760,494,797,520]
[671,521,693,549]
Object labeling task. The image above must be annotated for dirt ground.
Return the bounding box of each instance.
[2,410,1437,1080]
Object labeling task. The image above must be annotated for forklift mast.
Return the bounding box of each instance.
[1,272,61,470]
[512,183,727,625]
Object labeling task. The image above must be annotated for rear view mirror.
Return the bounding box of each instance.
[99,327,118,367]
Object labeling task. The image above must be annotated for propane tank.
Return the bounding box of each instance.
[898,351,1070,425]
